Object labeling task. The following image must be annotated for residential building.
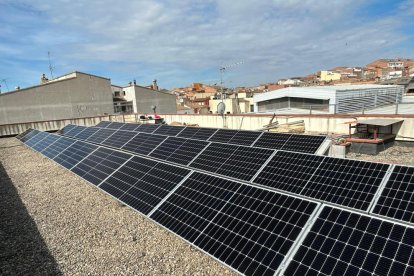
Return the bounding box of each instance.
[209,98,252,114]
[120,81,176,114]
[318,70,342,82]
[0,71,114,125]
[366,58,414,80]
[277,78,302,86]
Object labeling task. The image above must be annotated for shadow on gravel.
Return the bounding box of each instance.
[0,162,62,275]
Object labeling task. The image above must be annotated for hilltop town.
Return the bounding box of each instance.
[172,58,414,114]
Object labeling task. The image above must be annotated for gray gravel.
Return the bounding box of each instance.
[346,144,414,166]
[0,138,236,275]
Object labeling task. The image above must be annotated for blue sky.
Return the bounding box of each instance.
[0,0,413,91]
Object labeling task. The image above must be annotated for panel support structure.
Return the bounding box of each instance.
[367,164,396,213]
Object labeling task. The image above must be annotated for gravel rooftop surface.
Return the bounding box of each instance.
[0,137,236,275]
[346,144,414,166]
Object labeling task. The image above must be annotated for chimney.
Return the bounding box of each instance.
[40,73,49,84]
[133,79,136,85]
[152,79,158,90]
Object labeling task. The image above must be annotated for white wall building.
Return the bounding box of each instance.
[122,84,176,114]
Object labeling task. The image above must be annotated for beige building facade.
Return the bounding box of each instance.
[0,72,114,125]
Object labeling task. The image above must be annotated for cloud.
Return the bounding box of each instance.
[0,0,413,89]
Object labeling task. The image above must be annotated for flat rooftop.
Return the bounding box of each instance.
[0,137,235,275]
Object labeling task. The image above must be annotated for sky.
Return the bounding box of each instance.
[0,0,413,91]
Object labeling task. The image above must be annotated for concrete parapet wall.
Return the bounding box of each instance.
[0,116,109,136]
[159,114,414,141]
[2,113,414,142]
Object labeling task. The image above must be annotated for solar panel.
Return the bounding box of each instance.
[121,133,167,155]
[152,125,185,136]
[189,143,240,174]
[101,130,137,149]
[41,136,76,159]
[281,134,326,154]
[54,141,98,169]
[95,121,112,128]
[100,156,191,215]
[301,158,390,211]
[86,128,117,144]
[120,123,141,131]
[227,130,262,146]
[177,127,217,140]
[372,165,414,223]
[208,129,238,143]
[217,146,273,181]
[32,133,60,152]
[71,147,131,185]
[16,128,35,141]
[149,137,209,165]
[64,125,87,137]
[151,172,318,276]
[253,151,324,194]
[73,127,100,140]
[106,122,125,129]
[150,172,242,242]
[100,156,158,198]
[190,143,273,181]
[19,129,40,142]
[25,131,49,148]
[59,124,77,135]
[136,124,160,133]
[252,132,292,150]
[283,206,414,276]
[194,185,318,276]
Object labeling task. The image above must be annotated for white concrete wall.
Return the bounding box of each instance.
[123,86,138,113]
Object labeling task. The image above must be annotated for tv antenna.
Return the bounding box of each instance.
[48,51,55,79]
[219,61,244,103]
[0,78,9,92]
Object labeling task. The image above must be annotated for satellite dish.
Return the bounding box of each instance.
[217,102,226,115]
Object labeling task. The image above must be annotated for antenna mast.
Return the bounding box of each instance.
[0,79,9,92]
[48,51,54,79]
[219,61,244,102]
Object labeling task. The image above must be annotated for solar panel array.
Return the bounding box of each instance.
[17,128,414,276]
[91,121,327,153]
